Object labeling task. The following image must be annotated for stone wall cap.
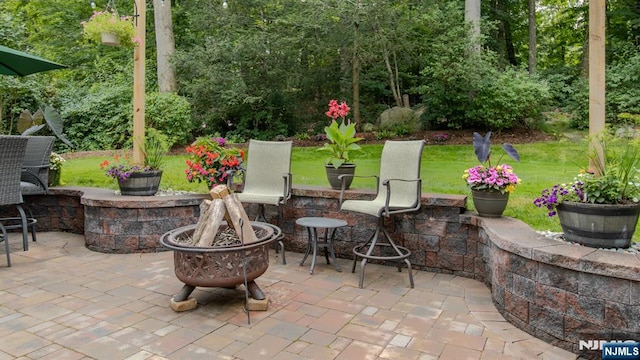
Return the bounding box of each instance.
[475,213,640,281]
[50,186,208,208]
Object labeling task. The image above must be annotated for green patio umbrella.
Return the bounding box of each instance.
[0,44,67,76]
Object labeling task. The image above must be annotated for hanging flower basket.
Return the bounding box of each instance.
[81,10,139,48]
[100,32,120,46]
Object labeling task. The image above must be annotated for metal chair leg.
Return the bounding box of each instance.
[16,205,30,251]
[352,218,413,289]
[1,224,9,267]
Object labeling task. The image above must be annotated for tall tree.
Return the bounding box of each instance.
[528,0,537,74]
[465,0,482,52]
[153,0,177,92]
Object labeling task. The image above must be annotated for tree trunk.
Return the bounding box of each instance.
[502,4,517,66]
[494,0,506,59]
[465,0,481,53]
[528,0,537,75]
[352,51,361,123]
[382,44,402,107]
[153,0,177,93]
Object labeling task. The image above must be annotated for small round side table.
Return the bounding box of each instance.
[295,217,347,274]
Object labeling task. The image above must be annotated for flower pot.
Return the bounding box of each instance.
[471,189,509,218]
[118,170,163,196]
[556,202,640,249]
[101,32,120,46]
[325,164,356,190]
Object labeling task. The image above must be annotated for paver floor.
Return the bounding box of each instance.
[0,231,578,360]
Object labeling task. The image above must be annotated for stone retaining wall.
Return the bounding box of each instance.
[476,216,640,358]
[24,187,207,253]
[20,186,639,358]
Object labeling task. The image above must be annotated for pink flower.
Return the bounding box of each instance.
[325,99,350,122]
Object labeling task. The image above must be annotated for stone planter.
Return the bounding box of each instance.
[557,201,640,248]
[471,189,509,218]
[118,170,162,196]
[325,164,356,190]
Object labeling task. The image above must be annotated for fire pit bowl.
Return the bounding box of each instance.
[160,221,280,303]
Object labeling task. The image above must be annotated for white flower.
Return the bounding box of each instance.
[50,152,65,171]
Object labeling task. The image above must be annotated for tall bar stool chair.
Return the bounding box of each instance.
[338,140,425,288]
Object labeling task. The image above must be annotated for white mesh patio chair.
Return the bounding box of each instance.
[339,140,425,288]
[0,136,30,266]
[20,136,55,196]
[228,140,292,263]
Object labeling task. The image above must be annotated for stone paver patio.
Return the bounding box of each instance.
[0,232,578,360]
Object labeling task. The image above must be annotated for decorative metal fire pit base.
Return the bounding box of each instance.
[160,222,280,308]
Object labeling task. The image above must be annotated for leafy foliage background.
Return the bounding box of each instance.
[0,0,638,151]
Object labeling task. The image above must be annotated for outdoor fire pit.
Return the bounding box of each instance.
[159,221,281,306]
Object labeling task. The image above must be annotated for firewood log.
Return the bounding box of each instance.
[210,185,257,243]
[194,199,226,247]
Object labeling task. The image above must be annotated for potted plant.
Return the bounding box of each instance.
[185,135,245,189]
[317,100,364,190]
[463,132,520,217]
[81,10,139,48]
[534,133,640,248]
[48,152,65,186]
[100,129,169,196]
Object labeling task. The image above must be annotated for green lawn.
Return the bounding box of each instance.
[60,138,588,234]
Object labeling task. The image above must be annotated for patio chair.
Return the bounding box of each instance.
[339,140,425,288]
[20,136,55,196]
[0,136,30,266]
[228,140,292,264]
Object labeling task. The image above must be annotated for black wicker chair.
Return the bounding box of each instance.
[0,136,30,266]
[20,136,55,196]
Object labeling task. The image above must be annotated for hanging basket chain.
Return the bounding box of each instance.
[105,0,118,14]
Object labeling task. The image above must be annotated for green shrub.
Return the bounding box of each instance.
[62,83,132,150]
[568,53,640,130]
[375,129,394,140]
[471,68,551,130]
[0,76,44,134]
[539,67,581,109]
[607,52,640,117]
[145,92,194,147]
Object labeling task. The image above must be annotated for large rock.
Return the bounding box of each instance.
[377,106,424,132]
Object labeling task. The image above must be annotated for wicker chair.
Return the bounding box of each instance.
[228,140,292,264]
[338,140,425,288]
[0,136,30,267]
[20,136,55,196]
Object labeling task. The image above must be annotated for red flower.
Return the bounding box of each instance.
[184,136,244,188]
